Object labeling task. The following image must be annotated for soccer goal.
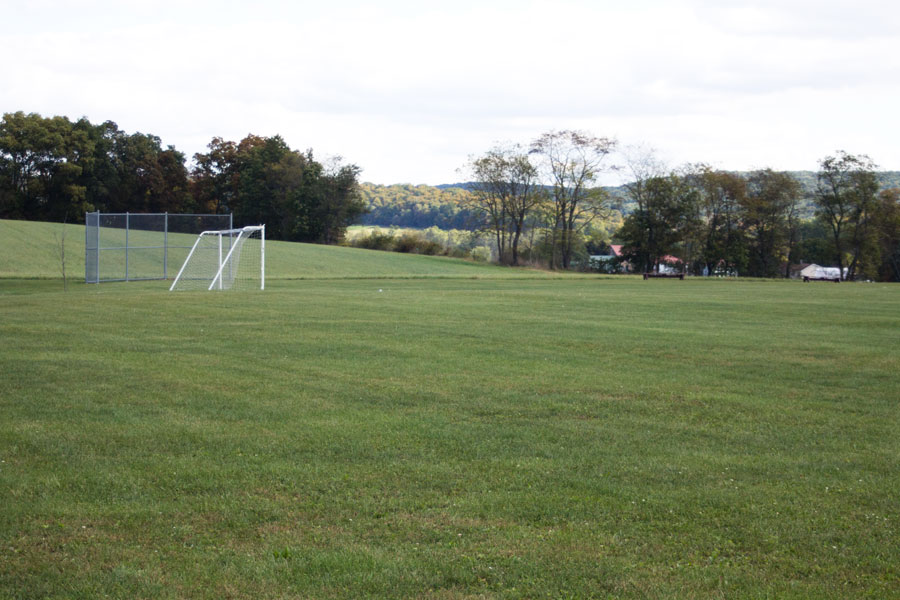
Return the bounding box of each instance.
[169,225,265,291]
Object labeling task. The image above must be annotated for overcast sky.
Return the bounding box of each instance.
[3,0,899,184]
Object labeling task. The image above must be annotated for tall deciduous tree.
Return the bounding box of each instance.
[191,137,240,214]
[618,172,700,274]
[530,130,616,269]
[1,112,194,221]
[464,144,541,265]
[191,134,365,244]
[0,111,84,220]
[688,166,748,275]
[814,151,879,280]
[108,132,191,213]
[741,169,802,278]
[872,188,900,281]
[317,159,367,245]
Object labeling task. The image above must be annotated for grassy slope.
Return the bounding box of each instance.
[1,221,899,598]
[0,219,556,281]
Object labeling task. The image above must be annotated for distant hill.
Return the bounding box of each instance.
[358,183,478,230]
[360,172,900,230]
[434,172,900,199]
[435,182,477,191]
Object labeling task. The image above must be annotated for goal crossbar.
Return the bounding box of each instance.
[169,225,265,291]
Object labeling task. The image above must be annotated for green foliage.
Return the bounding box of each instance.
[814,152,881,280]
[614,164,900,281]
[617,173,700,273]
[0,112,193,222]
[468,245,492,262]
[873,188,900,281]
[192,135,366,244]
[686,168,749,276]
[612,171,900,219]
[741,169,803,278]
[1,112,365,246]
[393,231,444,255]
[796,219,835,265]
[347,228,446,255]
[351,229,398,251]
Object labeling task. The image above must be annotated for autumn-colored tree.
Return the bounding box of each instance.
[356,183,476,230]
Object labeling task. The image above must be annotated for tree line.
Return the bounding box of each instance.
[4,112,897,280]
[615,152,899,281]
[0,111,365,243]
[460,133,900,281]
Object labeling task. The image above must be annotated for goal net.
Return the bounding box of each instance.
[169,225,265,291]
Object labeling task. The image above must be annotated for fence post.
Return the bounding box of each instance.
[125,212,130,281]
[218,232,223,290]
[85,211,99,283]
[85,212,90,283]
[164,212,168,280]
[95,213,100,282]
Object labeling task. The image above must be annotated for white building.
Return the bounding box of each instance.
[800,264,845,280]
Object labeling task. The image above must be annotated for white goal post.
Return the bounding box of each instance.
[169,225,265,291]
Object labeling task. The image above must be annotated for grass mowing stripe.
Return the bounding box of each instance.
[1,277,898,598]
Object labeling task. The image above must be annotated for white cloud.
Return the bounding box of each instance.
[2,0,899,183]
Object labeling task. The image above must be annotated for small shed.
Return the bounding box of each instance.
[789,263,812,279]
[800,264,843,281]
[589,244,629,273]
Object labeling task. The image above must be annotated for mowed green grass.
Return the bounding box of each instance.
[0,219,558,281]
[1,220,899,598]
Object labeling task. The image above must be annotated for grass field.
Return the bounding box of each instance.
[1,219,899,598]
[0,219,555,281]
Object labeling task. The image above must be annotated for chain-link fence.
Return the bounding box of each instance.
[85,212,233,283]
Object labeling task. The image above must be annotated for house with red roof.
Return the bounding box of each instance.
[589,244,629,273]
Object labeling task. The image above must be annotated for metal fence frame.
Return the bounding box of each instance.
[85,212,233,283]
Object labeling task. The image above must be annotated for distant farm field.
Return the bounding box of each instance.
[1,219,898,598]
